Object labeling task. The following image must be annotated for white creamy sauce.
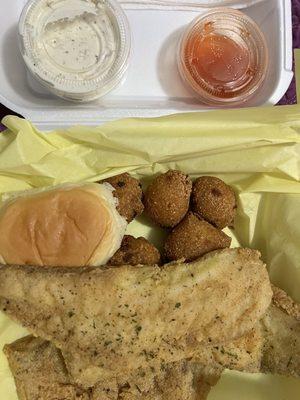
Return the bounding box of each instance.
[21,0,120,95]
[42,10,116,73]
[44,15,102,72]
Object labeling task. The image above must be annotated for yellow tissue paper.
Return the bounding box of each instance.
[208,370,300,400]
[0,52,300,400]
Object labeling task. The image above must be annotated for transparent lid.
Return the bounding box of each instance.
[177,8,269,107]
[18,0,131,102]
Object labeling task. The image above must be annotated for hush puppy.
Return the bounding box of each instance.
[144,170,192,228]
[108,235,161,266]
[191,176,236,229]
[164,212,231,262]
[103,173,144,223]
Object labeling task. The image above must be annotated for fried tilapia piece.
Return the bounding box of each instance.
[4,329,260,400]
[98,286,300,397]
[0,248,272,387]
[3,336,214,400]
[192,325,263,374]
[3,336,88,400]
[4,286,299,400]
[114,325,263,400]
[116,360,214,400]
[117,287,300,398]
[261,285,300,378]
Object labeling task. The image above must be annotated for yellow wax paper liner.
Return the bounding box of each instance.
[0,54,300,400]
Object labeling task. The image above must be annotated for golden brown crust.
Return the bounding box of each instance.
[191,176,236,229]
[144,170,192,228]
[0,248,272,387]
[4,328,262,400]
[271,284,300,320]
[103,173,144,223]
[260,286,300,378]
[164,212,231,261]
[4,286,299,399]
[4,336,88,400]
[5,336,218,400]
[192,325,263,374]
[108,235,161,266]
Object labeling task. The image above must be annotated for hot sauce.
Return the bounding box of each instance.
[178,9,268,107]
[190,33,250,85]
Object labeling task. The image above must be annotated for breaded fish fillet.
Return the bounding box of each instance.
[0,248,272,387]
[3,336,88,400]
[261,285,300,378]
[114,325,263,400]
[4,336,211,400]
[4,328,261,400]
[4,286,299,400]
[88,288,300,396]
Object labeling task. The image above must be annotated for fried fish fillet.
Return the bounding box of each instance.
[2,336,216,400]
[0,248,272,387]
[116,361,213,400]
[4,328,261,400]
[4,286,299,400]
[98,287,300,397]
[3,336,88,400]
[114,325,263,400]
[261,285,300,378]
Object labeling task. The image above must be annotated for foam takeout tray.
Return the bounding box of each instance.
[0,0,293,129]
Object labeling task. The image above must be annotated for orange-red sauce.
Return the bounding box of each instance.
[187,33,250,86]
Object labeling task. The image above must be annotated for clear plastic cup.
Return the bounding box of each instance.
[19,0,131,102]
[178,8,269,107]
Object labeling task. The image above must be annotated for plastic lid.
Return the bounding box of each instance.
[178,8,269,107]
[18,0,131,102]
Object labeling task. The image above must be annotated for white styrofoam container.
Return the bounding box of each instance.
[0,0,293,129]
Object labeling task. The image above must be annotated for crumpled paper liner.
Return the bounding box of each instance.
[1,58,300,400]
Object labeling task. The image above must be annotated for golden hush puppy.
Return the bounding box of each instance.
[144,170,192,228]
[103,173,144,223]
[108,235,161,266]
[164,212,231,261]
[191,176,237,229]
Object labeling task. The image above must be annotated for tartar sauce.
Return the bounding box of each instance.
[19,0,131,102]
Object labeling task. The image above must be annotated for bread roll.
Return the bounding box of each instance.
[0,183,127,267]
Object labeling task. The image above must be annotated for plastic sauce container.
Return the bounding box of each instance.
[178,8,269,107]
[19,0,131,102]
